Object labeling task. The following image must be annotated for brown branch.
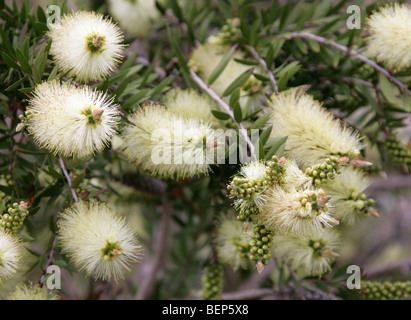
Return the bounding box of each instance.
[39,156,79,287]
[136,194,172,300]
[189,69,257,161]
[245,45,278,93]
[280,32,411,97]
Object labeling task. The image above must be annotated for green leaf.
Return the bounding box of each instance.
[211,110,231,120]
[2,52,19,69]
[5,76,27,92]
[229,88,241,108]
[233,102,242,123]
[16,48,32,74]
[379,74,400,105]
[123,89,151,109]
[18,234,35,242]
[260,125,273,145]
[222,68,254,97]
[251,112,271,130]
[47,65,59,81]
[266,136,288,159]
[208,44,237,85]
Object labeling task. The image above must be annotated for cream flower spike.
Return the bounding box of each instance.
[0,229,22,282]
[261,186,339,236]
[26,81,120,158]
[108,0,161,37]
[122,102,224,180]
[272,230,340,277]
[215,215,252,271]
[48,10,124,82]
[57,201,143,282]
[268,90,363,167]
[367,3,411,71]
[322,167,374,225]
[6,282,60,300]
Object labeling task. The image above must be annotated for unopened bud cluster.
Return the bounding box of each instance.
[348,191,377,217]
[361,163,382,176]
[227,156,285,201]
[298,189,330,219]
[309,239,337,260]
[0,194,29,234]
[227,156,285,222]
[201,263,223,300]
[385,135,411,170]
[359,281,411,300]
[305,157,341,186]
[217,18,241,46]
[248,224,273,269]
[16,111,32,132]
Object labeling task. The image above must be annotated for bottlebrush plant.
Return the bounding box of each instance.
[0,0,410,301]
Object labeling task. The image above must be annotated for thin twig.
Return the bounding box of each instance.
[136,194,172,300]
[58,156,79,203]
[280,32,411,97]
[245,45,278,93]
[189,69,257,161]
[39,156,79,287]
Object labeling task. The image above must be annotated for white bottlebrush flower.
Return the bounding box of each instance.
[366,3,411,71]
[108,0,161,37]
[261,186,339,236]
[26,81,120,158]
[57,201,143,282]
[48,11,124,82]
[162,88,222,128]
[272,230,340,277]
[6,282,59,300]
[322,167,371,225]
[215,215,252,271]
[189,40,263,111]
[282,159,311,191]
[122,103,224,180]
[0,229,22,282]
[268,90,363,167]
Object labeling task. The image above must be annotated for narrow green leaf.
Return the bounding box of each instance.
[266,136,288,159]
[47,65,59,81]
[251,112,271,130]
[233,102,242,123]
[2,52,19,69]
[211,110,231,120]
[16,48,32,74]
[260,125,273,146]
[229,88,241,107]
[208,45,237,85]
[5,76,27,92]
[222,68,254,97]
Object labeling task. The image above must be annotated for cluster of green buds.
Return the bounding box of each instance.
[0,196,29,235]
[265,156,286,185]
[308,239,338,260]
[227,177,265,203]
[232,236,251,262]
[385,135,411,171]
[1,174,14,187]
[359,281,411,300]
[16,110,32,132]
[248,224,273,273]
[227,156,286,224]
[234,205,258,225]
[348,190,378,218]
[201,263,223,300]
[361,163,382,176]
[305,156,341,186]
[216,18,242,46]
[298,189,331,219]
